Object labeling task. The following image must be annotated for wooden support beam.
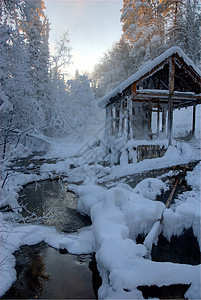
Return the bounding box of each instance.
[144,76,151,89]
[135,59,169,86]
[192,105,196,138]
[158,70,161,89]
[129,97,133,139]
[174,55,201,87]
[118,99,123,137]
[162,107,166,133]
[157,101,160,136]
[127,96,133,140]
[168,56,175,146]
[148,102,152,139]
[110,106,114,136]
[105,105,113,142]
[131,82,136,95]
[115,107,120,135]
[105,106,110,152]
[161,79,169,90]
[175,72,192,91]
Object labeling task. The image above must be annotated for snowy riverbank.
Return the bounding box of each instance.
[0,138,200,299]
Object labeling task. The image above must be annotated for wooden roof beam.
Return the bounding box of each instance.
[175,72,193,91]
[134,59,169,87]
[175,54,201,87]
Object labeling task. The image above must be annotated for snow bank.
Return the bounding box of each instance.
[163,162,201,247]
[0,136,200,298]
[133,178,167,200]
[40,158,106,184]
[186,161,201,190]
[77,184,107,216]
[0,172,40,212]
[76,166,200,299]
[99,142,198,183]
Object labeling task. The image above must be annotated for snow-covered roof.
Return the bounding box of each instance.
[98,46,201,109]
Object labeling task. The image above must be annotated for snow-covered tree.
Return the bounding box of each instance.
[22,0,51,129]
[47,77,70,137]
[92,38,132,98]
[67,72,95,140]
[50,30,72,78]
[44,30,73,137]
[0,2,38,130]
[181,0,200,65]
[121,0,166,68]
[120,0,200,68]
[0,0,53,159]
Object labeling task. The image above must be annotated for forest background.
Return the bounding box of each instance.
[0,0,200,155]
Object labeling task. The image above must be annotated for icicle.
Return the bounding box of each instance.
[127,95,133,140]
[118,99,123,137]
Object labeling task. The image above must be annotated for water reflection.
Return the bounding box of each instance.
[3,242,99,299]
[20,180,91,232]
[3,181,101,299]
[40,246,96,299]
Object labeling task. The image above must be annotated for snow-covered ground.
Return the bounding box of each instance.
[0,106,200,299]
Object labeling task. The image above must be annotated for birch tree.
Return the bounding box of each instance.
[50,30,72,78]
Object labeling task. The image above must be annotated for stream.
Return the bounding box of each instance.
[3,243,100,299]
[19,180,91,232]
[2,156,200,299]
[3,179,100,299]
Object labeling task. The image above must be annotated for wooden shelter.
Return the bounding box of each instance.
[99,47,201,149]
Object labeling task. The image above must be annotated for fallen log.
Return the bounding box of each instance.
[143,172,183,258]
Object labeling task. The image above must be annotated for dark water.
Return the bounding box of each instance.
[20,180,91,233]
[138,284,190,299]
[2,180,99,299]
[3,242,101,299]
[136,228,201,299]
[151,228,201,266]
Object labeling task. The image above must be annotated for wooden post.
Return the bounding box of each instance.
[168,56,175,146]
[127,97,130,140]
[127,96,133,140]
[105,105,113,142]
[192,105,196,138]
[148,102,152,139]
[131,82,136,95]
[115,106,120,136]
[118,99,123,137]
[130,98,133,139]
[157,101,160,136]
[162,107,166,133]
[110,106,114,136]
[158,70,161,89]
[105,106,110,152]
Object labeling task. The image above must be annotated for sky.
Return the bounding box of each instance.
[45,0,123,77]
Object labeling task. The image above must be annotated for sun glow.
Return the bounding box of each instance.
[46,0,122,77]
[69,50,103,76]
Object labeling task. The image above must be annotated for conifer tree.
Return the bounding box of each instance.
[121,0,166,66]
[0,1,37,131]
[22,0,50,129]
[0,0,51,136]
[182,0,200,65]
[92,38,132,98]
[120,0,200,68]
[67,72,94,139]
